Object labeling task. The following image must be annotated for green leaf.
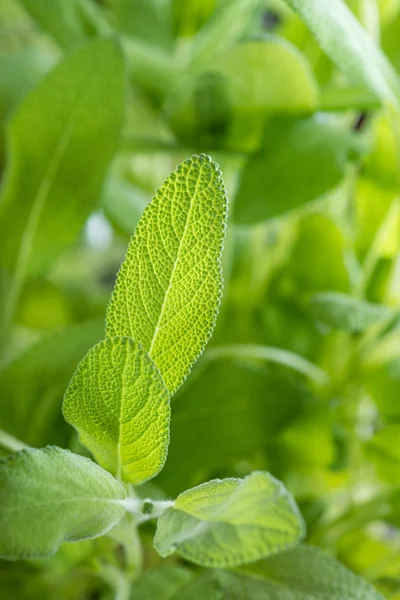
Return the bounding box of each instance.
[106,154,228,394]
[133,547,384,599]
[154,471,305,567]
[0,446,126,559]
[234,117,358,224]
[215,38,318,114]
[63,337,170,485]
[17,0,92,49]
[283,0,400,106]
[130,566,194,600]
[310,292,393,332]
[0,38,125,328]
[0,319,103,446]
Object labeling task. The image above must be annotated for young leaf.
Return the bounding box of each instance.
[63,337,170,485]
[106,154,228,394]
[0,38,124,327]
[283,0,400,107]
[310,291,393,332]
[154,471,305,567]
[0,446,126,560]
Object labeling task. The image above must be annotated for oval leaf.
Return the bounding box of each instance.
[106,154,228,394]
[154,471,305,567]
[0,446,126,560]
[63,337,170,485]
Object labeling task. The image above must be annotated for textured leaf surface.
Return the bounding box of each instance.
[154,471,304,567]
[284,0,400,106]
[63,337,170,484]
[0,38,124,325]
[0,446,126,559]
[310,292,392,332]
[106,154,228,394]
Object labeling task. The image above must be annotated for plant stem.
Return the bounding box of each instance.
[0,429,28,453]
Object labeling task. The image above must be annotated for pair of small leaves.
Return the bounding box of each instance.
[63,154,228,485]
[0,448,303,565]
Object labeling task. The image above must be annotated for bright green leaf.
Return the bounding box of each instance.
[0,38,125,328]
[63,337,170,485]
[106,154,228,394]
[284,0,400,106]
[310,291,393,332]
[154,471,305,567]
[0,446,126,559]
[234,117,358,224]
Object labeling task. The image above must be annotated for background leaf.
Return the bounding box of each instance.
[106,154,228,394]
[283,0,400,106]
[0,319,103,447]
[63,337,170,484]
[154,471,305,567]
[0,446,126,559]
[310,291,393,332]
[0,37,125,329]
[234,116,359,224]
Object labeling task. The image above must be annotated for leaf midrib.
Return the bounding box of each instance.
[148,164,203,358]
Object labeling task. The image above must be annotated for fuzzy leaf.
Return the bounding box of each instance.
[154,471,304,567]
[0,446,126,559]
[63,337,170,485]
[106,154,228,394]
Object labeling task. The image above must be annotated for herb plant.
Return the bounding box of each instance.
[1,0,400,598]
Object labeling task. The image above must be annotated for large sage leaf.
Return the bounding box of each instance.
[0,38,124,327]
[154,471,304,567]
[63,337,170,484]
[106,154,228,394]
[0,446,126,559]
[284,0,400,106]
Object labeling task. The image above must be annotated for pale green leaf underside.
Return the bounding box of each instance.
[154,471,305,567]
[310,291,393,332]
[106,154,228,395]
[63,337,170,485]
[0,446,126,559]
[284,0,400,107]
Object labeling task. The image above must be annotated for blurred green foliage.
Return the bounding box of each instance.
[1,0,400,597]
